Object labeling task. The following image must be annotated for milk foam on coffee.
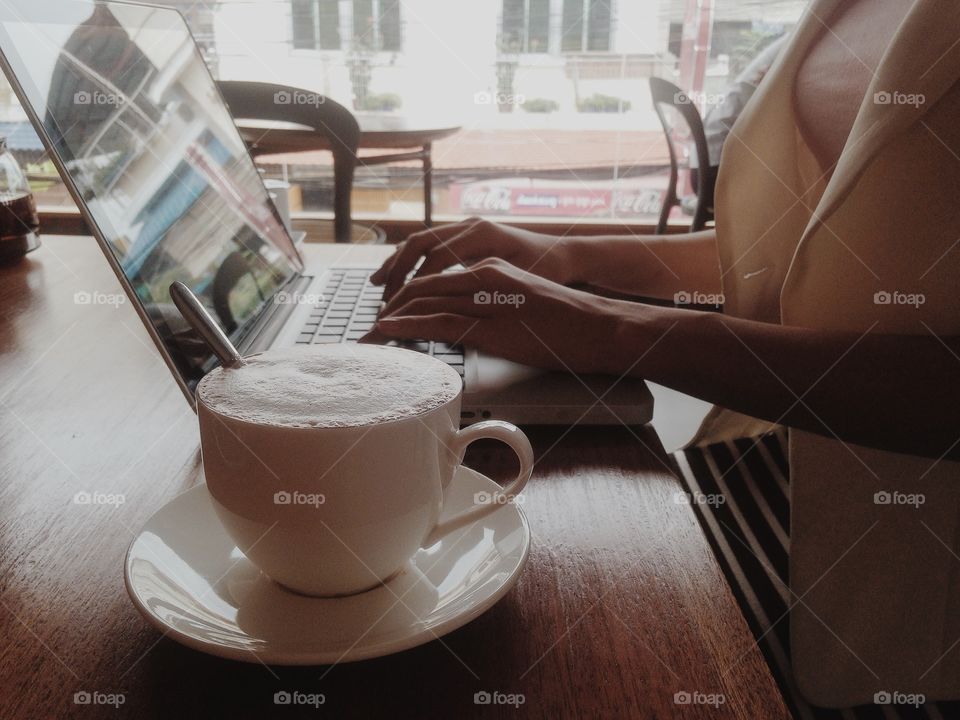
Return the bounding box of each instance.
[198,344,462,427]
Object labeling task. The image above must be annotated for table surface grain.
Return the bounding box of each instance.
[0,236,790,719]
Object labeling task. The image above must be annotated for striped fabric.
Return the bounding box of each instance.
[672,430,960,720]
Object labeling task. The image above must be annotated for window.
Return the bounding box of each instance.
[292,0,399,53]
[0,0,806,225]
[380,2,402,52]
[561,0,612,53]
[501,0,550,54]
[353,0,402,52]
[586,0,612,52]
[292,0,341,50]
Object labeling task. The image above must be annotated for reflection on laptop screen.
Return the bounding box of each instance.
[0,0,301,391]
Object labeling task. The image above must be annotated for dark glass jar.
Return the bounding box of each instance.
[0,136,40,262]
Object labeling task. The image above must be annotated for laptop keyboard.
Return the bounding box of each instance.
[294,268,465,378]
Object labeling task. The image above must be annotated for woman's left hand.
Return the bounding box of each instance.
[370,258,635,375]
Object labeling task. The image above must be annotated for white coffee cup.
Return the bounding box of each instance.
[196,344,534,597]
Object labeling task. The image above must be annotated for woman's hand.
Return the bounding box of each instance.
[373,258,634,375]
[374,255,960,461]
[370,217,576,302]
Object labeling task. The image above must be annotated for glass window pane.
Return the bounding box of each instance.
[380,0,402,51]
[501,0,525,53]
[528,0,550,53]
[0,0,808,225]
[353,0,375,49]
[587,0,611,52]
[318,0,341,50]
[291,0,317,49]
[561,0,584,53]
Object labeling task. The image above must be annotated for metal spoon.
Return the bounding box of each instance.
[169,281,245,369]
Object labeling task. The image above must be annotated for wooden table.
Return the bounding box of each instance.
[237,116,461,227]
[0,236,789,719]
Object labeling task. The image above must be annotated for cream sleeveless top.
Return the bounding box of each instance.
[694,0,960,707]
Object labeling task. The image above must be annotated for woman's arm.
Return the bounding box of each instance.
[371,217,721,302]
[620,306,960,459]
[374,260,960,460]
[561,229,722,300]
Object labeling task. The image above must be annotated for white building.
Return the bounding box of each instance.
[207,0,804,129]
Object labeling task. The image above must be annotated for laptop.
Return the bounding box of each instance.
[0,0,653,425]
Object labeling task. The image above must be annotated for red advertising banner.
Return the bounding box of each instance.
[450,183,665,219]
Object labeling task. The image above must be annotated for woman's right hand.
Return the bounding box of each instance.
[370,217,575,301]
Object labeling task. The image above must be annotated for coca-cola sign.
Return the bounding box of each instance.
[459,185,511,213]
[451,183,665,219]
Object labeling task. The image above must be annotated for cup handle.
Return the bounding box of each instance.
[424,420,534,546]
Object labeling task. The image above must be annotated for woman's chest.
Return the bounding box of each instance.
[794,0,914,172]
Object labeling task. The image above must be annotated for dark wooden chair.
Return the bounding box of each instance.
[217,80,379,244]
[649,77,712,234]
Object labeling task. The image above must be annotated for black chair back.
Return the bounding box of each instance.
[218,80,359,243]
[649,77,711,234]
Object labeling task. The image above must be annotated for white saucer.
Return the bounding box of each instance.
[124,466,530,665]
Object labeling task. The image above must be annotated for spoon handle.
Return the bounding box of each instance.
[169,281,245,369]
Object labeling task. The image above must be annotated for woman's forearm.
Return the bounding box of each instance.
[562,230,722,300]
[616,306,960,459]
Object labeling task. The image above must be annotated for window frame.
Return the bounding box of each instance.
[290,0,403,54]
[291,0,342,51]
[561,0,613,54]
[354,0,402,53]
[501,0,551,55]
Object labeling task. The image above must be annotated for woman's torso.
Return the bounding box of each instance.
[711,0,960,704]
[794,0,914,174]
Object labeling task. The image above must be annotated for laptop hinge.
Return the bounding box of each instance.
[239,273,315,354]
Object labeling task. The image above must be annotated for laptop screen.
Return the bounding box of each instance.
[0,0,302,393]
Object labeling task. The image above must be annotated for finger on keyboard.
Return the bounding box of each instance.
[358,328,390,345]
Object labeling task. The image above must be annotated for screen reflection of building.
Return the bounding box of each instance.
[41,5,292,386]
[45,5,159,161]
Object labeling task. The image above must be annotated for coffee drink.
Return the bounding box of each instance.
[198,344,462,428]
[197,343,533,597]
